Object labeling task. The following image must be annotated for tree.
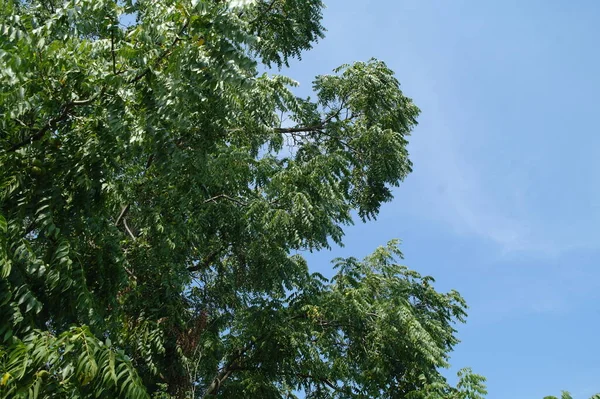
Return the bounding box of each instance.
[0,0,485,397]
[543,393,574,399]
[544,393,600,399]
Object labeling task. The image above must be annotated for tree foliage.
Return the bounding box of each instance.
[1,0,485,397]
[544,393,600,399]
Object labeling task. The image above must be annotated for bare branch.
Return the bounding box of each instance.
[114,204,130,227]
[123,218,137,241]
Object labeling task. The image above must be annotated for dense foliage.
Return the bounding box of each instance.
[1,0,486,397]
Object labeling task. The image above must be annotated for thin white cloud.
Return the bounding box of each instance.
[397,92,586,260]
[406,116,536,253]
[410,126,600,260]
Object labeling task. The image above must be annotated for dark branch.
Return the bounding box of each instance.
[249,0,278,28]
[295,373,343,392]
[202,343,254,398]
[187,250,220,273]
[7,92,102,153]
[111,28,117,75]
[7,13,190,153]
[274,102,347,135]
[275,124,324,134]
[200,332,273,399]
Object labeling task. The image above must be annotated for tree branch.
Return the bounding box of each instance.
[6,14,189,153]
[203,194,246,206]
[275,124,324,134]
[202,344,253,398]
[111,28,117,75]
[249,0,278,37]
[129,19,189,84]
[199,313,329,397]
[123,218,136,241]
[7,92,102,153]
[187,250,220,273]
[295,373,343,392]
[273,103,346,135]
[114,204,130,227]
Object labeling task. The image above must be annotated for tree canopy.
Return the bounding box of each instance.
[1,0,486,398]
[544,393,600,399]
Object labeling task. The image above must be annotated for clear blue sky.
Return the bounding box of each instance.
[283,1,600,398]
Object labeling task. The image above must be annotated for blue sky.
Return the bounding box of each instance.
[282,1,600,398]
